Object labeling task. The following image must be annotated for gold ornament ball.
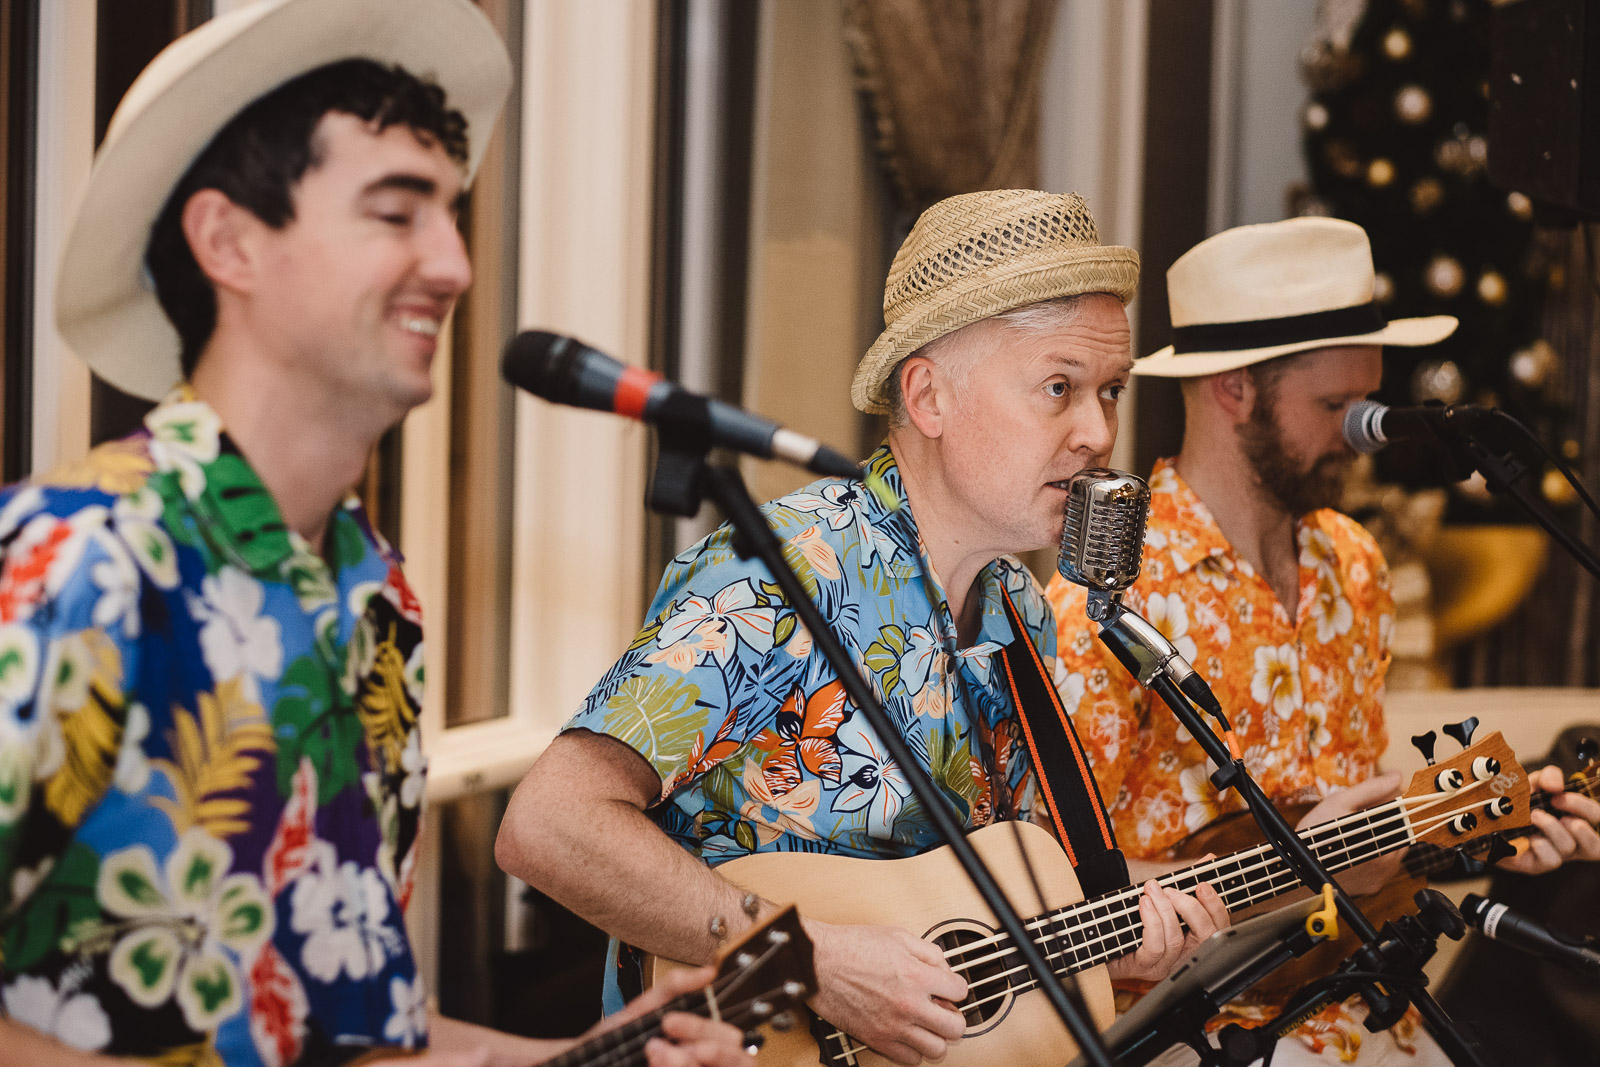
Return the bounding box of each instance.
[1543,467,1578,507]
[1510,340,1558,388]
[1304,101,1331,131]
[1367,158,1397,187]
[1373,272,1396,303]
[1425,255,1465,298]
[1476,270,1508,306]
[1564,439,1582,461]
[1412,359,1465,405]
[1394,84,1432,124]
[1507,191,1534,220]
[1384,27,1413,60]
[1410,177,1445,214]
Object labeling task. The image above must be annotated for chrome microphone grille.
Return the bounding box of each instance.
[1057,469,1151,593]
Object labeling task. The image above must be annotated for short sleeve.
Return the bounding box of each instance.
[0,495,143,919]
[563,524,808,801]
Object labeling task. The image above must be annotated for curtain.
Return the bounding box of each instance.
[843,0,1059,220]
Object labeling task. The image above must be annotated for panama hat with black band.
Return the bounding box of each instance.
[1133,216,1457,378]
[55,0,512,402]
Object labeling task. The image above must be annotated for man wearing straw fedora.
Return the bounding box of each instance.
[0,2,753,1064]
[1046,217,1600,1064]
[498,189,1230,1065]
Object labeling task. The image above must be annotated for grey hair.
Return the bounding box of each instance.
[883,295,1088,427]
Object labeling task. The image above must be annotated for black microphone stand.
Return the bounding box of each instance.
[1425,405,1600,581]
[1089,593,1493,1067]
[646,416,1120,1067]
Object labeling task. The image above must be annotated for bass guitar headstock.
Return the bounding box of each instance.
[1401,722,1530,851]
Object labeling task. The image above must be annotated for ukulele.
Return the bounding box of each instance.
[646,730,1529,1067]
[545,907,814,1067]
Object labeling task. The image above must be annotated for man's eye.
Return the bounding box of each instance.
[1101,384,1126,402]
[1046,381,1069,398]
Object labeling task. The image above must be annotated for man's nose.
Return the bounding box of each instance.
[422,216,473,296]
[1074,398,1117,458]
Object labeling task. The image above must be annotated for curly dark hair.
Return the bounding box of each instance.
[144,59,470,377]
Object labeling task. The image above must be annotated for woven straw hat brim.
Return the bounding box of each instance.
[852,245,1140,414]
[1133,313,1458,378]
[55,0,511,402]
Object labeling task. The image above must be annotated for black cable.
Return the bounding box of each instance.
[1488,407,1600,525]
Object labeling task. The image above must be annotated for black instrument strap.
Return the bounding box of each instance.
[997,587,1128,896]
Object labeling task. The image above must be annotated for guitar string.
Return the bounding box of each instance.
[821,768,1559,1060]
[1404,767,1600,877]
[824,798,1486,1058]
[819,799,1424,1058]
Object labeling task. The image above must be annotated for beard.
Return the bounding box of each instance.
[1237,402,1351,516]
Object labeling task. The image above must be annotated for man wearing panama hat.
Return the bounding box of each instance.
[0,2,752,1065]
[499,189,1230,1066]
[1046,217,1600,1064]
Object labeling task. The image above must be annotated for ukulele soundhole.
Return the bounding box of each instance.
[927,920,1014,1033]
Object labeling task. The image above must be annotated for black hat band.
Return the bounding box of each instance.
[1168,301,1387,354]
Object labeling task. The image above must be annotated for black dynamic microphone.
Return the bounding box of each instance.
[1342,399,1496,455]
[1461,893,1600,978]
[1057,469,1223,717]
[502,330,861,479]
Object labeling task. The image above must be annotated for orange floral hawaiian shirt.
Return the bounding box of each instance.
[1045,458,1407,1061]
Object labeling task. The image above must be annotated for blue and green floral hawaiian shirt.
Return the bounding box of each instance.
[569,443,1056,866]
[0,388,428,1065]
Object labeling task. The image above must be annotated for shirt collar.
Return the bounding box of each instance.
[142,384,366,578]
[1145,457,1236,573]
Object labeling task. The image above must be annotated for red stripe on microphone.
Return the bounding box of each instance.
[614,366,662,419]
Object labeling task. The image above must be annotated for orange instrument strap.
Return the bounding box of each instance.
[997,588,1128,895]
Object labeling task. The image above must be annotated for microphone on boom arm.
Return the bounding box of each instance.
[1056,470,1224,719]
[501,330,860,480]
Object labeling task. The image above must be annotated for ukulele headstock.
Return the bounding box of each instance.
[1401,729,1530,850]
[710,905,816,1030]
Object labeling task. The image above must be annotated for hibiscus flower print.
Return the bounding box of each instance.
[2,969,110,1051]
[786,483,898,566]
[1144,592,1199,662]
[189,566,283,704]
[1251,643,1303,719]
[97,828,273,1034]
[1308,570,1353,644]
[289,848,404,984]
[831,713,911,839]
[145,397,222,502]
[384,974,429,1049]
[1179,762,1225,832]
[654,579,778,666]
[739,757,821,845]
[758,680,847,797]
[1305,701,1333,754]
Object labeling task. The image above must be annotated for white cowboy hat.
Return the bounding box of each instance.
[1133,216,1457,377]
[55,0,512,402]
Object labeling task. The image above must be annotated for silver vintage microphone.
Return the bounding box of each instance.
[1058,469,1224,717]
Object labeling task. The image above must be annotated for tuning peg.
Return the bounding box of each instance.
[1577,737,1598,766]
[1485,836,1518,864]
[1443,717,1479,750]
[770,1013,796,1033]
[1411,731,1438,766]
[742,1029,768,1051]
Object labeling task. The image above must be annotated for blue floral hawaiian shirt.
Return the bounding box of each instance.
[568,445,1058,1000]
[0,388,429,1065]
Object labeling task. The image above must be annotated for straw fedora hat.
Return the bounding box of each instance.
[1133,216,1457,378]
[851,189,1139,414]
[55,0,512,402]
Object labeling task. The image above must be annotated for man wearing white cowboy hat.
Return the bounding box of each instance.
[0,2,753,1065]
[1046,217,1600,1065]
[498,189,1230,1066]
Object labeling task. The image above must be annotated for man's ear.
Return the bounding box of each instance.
[1208,367,1256,423]
[181,189,261,295]
[900,356,945,439]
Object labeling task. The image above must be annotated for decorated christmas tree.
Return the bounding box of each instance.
[1296,0,1574,517]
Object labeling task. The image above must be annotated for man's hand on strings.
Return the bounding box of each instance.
[1105,880,1230,983]
[1495,765,1600,875]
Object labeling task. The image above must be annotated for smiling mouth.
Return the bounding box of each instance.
[398,316,440,338]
